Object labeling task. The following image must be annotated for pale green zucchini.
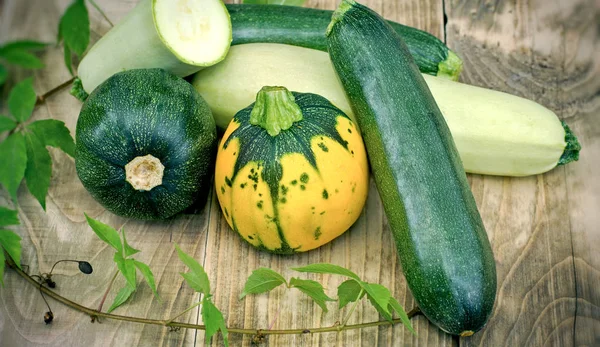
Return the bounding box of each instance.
[191,43,580,177]
[77,0,231,93]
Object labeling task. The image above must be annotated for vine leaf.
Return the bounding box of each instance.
[0,115,17,133]
[24,132,52,210]
[0,65,6,85]
[0,40,48,53]
[27,119,76,158]
[85,215,159,311]
[176,245,229,346]
[360,282,392,321]
[239,267,287,300]
[292,263,360,281]
[0,40,48,70]
[8,78,36,123]
[389,297,415,334]
[84,213,122,252]
[337,279,363,309]
[0,251,5,285]
[289,277,334,312]
[0,229,22,270]
[0,50,43,69]
[63,45,73,75]
[58,0,90,74]
[0,132,27,204]
[114,252,136,289]
[133,260,159,300]
[107,284,135,313]
[202,298,229,347]
[175,244,210,295]
[0,207,19,227]
[121,228,140,257]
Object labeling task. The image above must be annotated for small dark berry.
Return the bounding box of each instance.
[44,311,54,324]
[78,261,93,274]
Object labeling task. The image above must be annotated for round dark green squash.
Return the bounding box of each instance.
[75,68,217,220]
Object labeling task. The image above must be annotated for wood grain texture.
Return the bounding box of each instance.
[445,0,600,346]
[0,0,597,346]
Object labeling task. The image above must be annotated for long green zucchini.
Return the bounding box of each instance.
[226,4,462,80]
[191,43,580,177]
[326,0,496,335]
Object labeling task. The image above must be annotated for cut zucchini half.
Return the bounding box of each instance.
[77,0,231,94]
[153,0,231,66]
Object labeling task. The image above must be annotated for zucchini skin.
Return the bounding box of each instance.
[327,0,496,336]
[226,4,460,79]
[76,69,217,220]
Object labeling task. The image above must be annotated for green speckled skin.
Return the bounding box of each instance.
[222,92,351,254]
[327,1,497,335]
[75,69,217,220]
[226,4,456,78]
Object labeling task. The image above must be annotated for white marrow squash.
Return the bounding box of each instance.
[78,0,231,93]
[192,43,579,177]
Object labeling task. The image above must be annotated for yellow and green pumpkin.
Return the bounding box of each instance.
[215,86,369,254]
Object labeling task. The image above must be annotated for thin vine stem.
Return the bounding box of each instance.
[87,0,114,27]
[97,269,119,312]
[35,77,76,105]
[165,300,203,325]
[8,260,422,336]
[341,288,364,327]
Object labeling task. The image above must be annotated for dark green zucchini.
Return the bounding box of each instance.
[226,4,462,80]
[326,0,496,336]
[76,69,217,220]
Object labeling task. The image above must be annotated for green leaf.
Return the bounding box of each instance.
[8,77,36,122]
[175,244,210,295]
[289,277,334,312]
[114,252,136,289]
[0,64,7,86]
[24,132,52,210]
[361,282,392,321]
[27,119,76,157]
[0,115,17,133]
[292,263,360,281]
[107,284,135,313]
[389,297,415,334]
[239,268,287,300]
[201,298,229,347]
[243,0,306,5]
[0,250,5,285]
[0,229,22,269]
[121,228,140,257]
[0,132,27,203]
[59,0,90,56]
[0,207,19,227]
[133,260,159,300]
[0,40,49,53]
[63,44,73,75]
[337,279,363,309]
[84,213,122,252]
[0,49,44,69]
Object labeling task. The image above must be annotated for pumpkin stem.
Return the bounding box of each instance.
[250,86,303,136]
[125,154,164,191]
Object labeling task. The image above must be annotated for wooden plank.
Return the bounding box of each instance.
[0,0,449,346]
[445,0,599,345]
[0,1,205,346]
[201,0,450,345]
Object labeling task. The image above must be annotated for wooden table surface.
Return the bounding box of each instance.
[0,0,598,346]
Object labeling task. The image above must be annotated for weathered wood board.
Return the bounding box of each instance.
[0,0,598,346]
